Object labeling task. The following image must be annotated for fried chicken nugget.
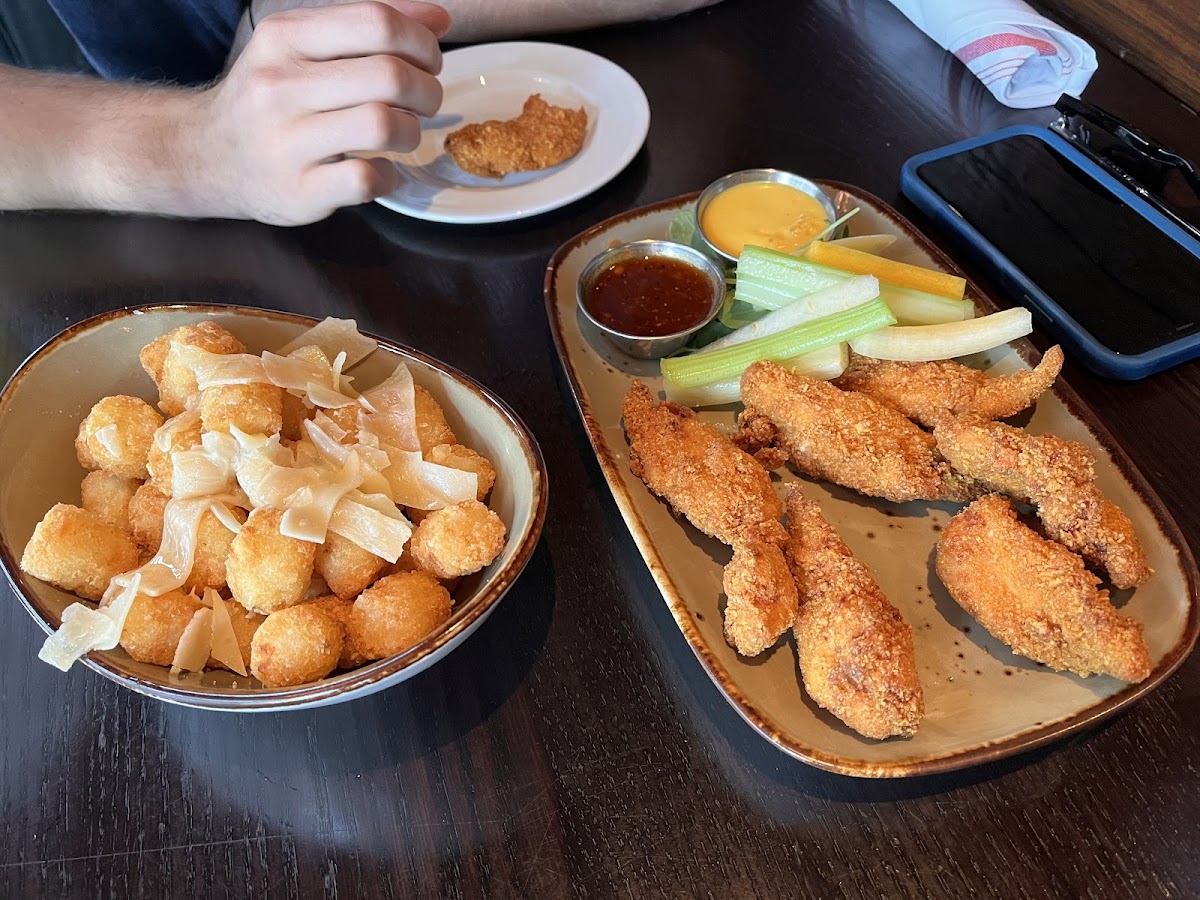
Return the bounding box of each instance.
[736,361,966,504]
[227,508,317,615]
[79,470,140,531]
[934,420,1151,589]
[445,94,587,179]
[408,499,506,580]
[937,495,1151,681]
[119,589,203,666]
[835,345,1064,428]
[250,604,343,687]
[75,395,164,480]
[784,488,923,739]
[621,381,797,656]
[139,321,247,416]
[20,504,141,601]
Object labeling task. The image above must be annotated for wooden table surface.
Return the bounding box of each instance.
[2,1,1198,897]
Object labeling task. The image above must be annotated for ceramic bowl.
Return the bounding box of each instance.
[0,305,548,711]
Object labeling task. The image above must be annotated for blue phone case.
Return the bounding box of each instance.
[900,124,1200,380]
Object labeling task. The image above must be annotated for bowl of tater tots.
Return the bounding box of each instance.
[0,305,547,710]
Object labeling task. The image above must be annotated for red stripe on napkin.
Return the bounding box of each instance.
[957,32,1059,64]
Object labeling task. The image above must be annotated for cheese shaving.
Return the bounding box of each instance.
[171,607,213,673]
[305,382,358,409]
[153,409,201,452]
[279,454,364,544]
[261,351,331,392]
[360,362,420,452]
[209,501,244,534]
[207,589,247,676]
[171,431,240,499]
[329,492,412,563]
[37,572,143,671]
[177,346,270,389]
[93,423,121,457]
[275,318,377,369]
[384,447,477,509]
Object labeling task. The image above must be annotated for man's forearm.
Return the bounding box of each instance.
[0,65,208,216]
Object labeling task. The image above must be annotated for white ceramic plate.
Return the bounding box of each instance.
[375,41,649,224]
[0,306,548,711]
[544,186,1199,776]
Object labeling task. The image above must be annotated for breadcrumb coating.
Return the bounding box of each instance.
[445,94,587,179]
[227,508,316,615]
[20,503,140,601]
[75,395,163,480]
[409,500,506,580]
[346,571,452,660]
[250,604,343,687]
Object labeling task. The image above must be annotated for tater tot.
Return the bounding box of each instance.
[306,595,368,669]
[119,589,203,666]
[79,470,140,531]
[315,532,387,600]
[207,597,265,672]
[414,386,456,453]
[227,508,316,615]
[75,395,164,479]
[146,412,203,494]
[200,382,284,436]
[321,404,361,441]
[127,483,169,552]
[250,604,343,687]
[346,571,451,660]
[426,443,497,501]
[185,506,245,592]
[142,322,247,416]
[20,504,141,601]
[280,392,313,442]
[408,500,506,580]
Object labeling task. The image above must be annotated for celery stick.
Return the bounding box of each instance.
[661,297,894,389]
[663,343,847,407]
[701,276,878,352]
[849,308,1032,361]
[735,245,972,324]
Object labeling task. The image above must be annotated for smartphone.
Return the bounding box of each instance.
[900,125,1200,380]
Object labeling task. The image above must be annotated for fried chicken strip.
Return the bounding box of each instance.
[934,419,1151,589]
[621,381,797,656]
[735,360,974,503]
[835,345,1064,428]
[936,495,1152,681]
[784,488,923,739]
[445,94,587,179]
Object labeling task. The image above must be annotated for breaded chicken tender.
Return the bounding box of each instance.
[200,382,284,436]
[305,595,368,669]
[146,411,203,494]
[346,571,452,660]
[937,495,1152,681]
[20,504,141,601]
[250,604,343,687]
[185,506,245,592]
[621,381,797,656]
[414,385,457,453]
[736,360,972,504]
[315,531,388,600]
[127,483,169,552]
[835,346,1064,428]
[119,589,203,666]
[427,443,497,501]
[207,597,265,673]
[139,321,246,416]
[79,470,140,531]
[409,499,506,580]
[227,508,317,615]
[784,488,923,739]
[75,395,164,480]
[934,420,1151,589]
[445,94,587,179]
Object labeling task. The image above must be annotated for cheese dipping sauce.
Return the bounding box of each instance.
[700,181,830,257]
[586,256,716,337]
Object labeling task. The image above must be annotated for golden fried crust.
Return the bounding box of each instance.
[721,542,798,656]
[75,395,164,480]
[937,495,1151,681]
[185,507,245,592]
[738,361,954,504]
[346,571,452,660]
[146,322,247,417]
[315,531,388,600]
[785,488,923,739]
[413,386,457,454]
[127,483,168,552]
[305,595,368,670]
[20,503,141,601]
[250,604,343,688]
[199,382,284,436]
[934,420,1151,589]
[120,589,203,666]
[621,380,786,548]
[79,470,140,531]
[146,413,203,494]
[408,500,506,580]
[445,94,587,179]
[226,508,317,615]
[835,346,1063,428]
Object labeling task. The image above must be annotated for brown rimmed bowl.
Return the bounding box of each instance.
[0,305,548,711]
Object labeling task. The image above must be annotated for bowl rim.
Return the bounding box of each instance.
[0,303,550,710]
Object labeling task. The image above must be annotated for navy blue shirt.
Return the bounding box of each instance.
[48,0,243,84]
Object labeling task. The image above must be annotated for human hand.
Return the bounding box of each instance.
[192,0,449,225]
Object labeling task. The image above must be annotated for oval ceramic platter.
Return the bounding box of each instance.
[544,184,1199,777]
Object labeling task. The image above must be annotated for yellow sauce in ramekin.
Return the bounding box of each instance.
[700,181,830,257]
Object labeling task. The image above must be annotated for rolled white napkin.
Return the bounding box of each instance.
[888,0,1098,109]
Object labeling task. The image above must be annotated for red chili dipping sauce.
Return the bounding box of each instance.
[586,256,715,337]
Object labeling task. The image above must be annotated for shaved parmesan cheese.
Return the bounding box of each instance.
[384,447,477,509]
[171,431,239,499]
[140,498,216,595]
[261,351,331,393]
[207,590,247,676]
[275,318,377,369]
[305,381,358,409]
[209,501,244,534]
[93,423,121,457]
[176,346,269,389]
[153,409,201,452]
[37,572,143,671]
[360,362,420,452]
[171,607,213,673]
[329,493,412,562]
[312,411,349,443]
[279,454,364,543]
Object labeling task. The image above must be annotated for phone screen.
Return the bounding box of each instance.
[915,134,1200,356]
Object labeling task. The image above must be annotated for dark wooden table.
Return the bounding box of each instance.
[3,1,1198,897]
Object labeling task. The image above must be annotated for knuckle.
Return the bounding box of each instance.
[358,102,396,147]
[358,1,402,41]
[344,160,383,203]
[376,56,411,98]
